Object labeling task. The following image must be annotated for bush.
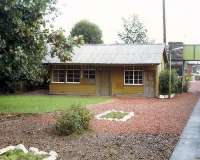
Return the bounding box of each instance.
[175,77,182,93]
[159,69,178,95]
[183,81,189,92]
[55,104,92,136]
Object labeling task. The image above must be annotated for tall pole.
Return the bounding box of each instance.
[162,0,171,98]
[163,0,167,44]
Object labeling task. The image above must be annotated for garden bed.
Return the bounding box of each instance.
[95,110,134,121]
[0,113,178,160]
[0,93,198,159]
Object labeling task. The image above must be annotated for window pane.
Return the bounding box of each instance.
[129,75,133,79]
[89,70,95,75]
[67,78,73,82]
[74,70,80,74]
[89,74,95,79]
[68,70,73,74]
[125,79,129,84]
[125,71,129,75]
[134,71,138,75]
[139,80,143,84]
[59,76,65,82]
[129,80,133,84]
[134,79,138,84]
[83,69,95,79]
[74,78,80,82]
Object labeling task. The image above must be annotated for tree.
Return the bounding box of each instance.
[70,20,103,44]
[0,0,83,92]
[118,15,148,44]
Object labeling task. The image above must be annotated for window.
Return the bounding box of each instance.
[124,66,143,85]
[83,69,96,79]
[52,70,65,83]
[66,69,80,83]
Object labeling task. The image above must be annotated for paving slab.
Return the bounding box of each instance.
[170,99,200,160]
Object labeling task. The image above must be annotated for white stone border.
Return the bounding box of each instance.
[95,110,134,122]
[0,144,58,160]
[159,93,175,99]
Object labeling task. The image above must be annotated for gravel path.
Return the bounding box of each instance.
[0,93,198,160]
[90,93,198,135]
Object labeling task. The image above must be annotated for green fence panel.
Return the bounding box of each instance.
[195,46,200,60]
[183,45,194,60]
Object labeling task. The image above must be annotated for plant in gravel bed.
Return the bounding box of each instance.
[55,104,92,136]
[101,112,128,119]
[0,149,45,160]
[159,69,178,94]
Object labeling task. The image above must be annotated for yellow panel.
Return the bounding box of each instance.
[49,83,96,95]
[111,67,144,95]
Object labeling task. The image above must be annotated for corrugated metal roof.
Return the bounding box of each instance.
[43,44,165,65]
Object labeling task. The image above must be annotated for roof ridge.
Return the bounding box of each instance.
[83,43,164,46]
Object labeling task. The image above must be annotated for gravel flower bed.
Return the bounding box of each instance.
[0,93,198,159]
[0,113,179,160]
[95,110,134,121]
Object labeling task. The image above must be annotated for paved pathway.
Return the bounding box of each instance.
[170,99,200,160]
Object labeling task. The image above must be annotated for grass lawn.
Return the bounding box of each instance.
[0,95,110,113]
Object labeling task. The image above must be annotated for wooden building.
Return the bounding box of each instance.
[44,44,167,97]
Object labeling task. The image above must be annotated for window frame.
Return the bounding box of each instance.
[83,69,96,80]
[124,66,144,86]
[52,69,66,83]
[66,69,81,84]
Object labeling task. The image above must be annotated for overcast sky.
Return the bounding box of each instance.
[53,0,200,44]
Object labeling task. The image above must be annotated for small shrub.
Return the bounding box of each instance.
[183,77,190,92]
[159,69,178,95]
[55,104,92,136]
[175,77,182,93]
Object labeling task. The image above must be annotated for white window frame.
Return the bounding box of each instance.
[83,69,96,79]
[66,69,81,84]
[124,67,144,86]
[52,69,66,83]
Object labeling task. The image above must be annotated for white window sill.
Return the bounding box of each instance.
[124,84,143,86]
[51,82,80,84]
[51,82,65,84]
